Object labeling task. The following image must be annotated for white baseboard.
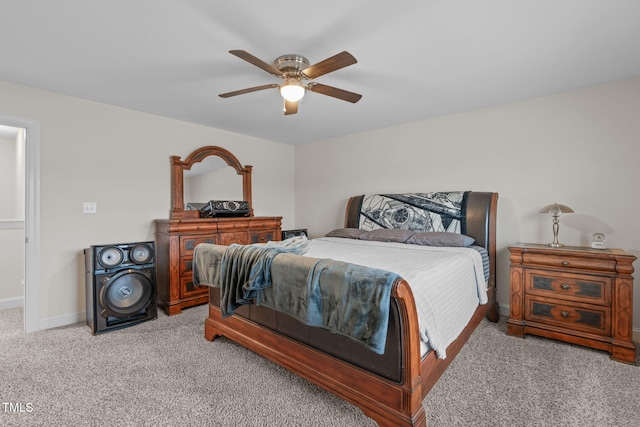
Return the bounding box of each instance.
[498,303,509,317]
[38,311,85,331]
[498,303,640,344]
[0,296,24,310]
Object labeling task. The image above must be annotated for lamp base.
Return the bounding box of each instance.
[548,243,564,248]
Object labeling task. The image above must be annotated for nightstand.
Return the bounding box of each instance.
[507,243,636,364]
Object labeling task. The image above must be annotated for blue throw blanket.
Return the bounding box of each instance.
[193,237,399,354]
[218,238,310,317]
[257,257,399,354]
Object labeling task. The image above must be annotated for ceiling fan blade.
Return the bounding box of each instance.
[284,100,298,115]
[307,83,362,103]
[229,50,283,77]
[219,84,278,98]
[302,51,357,79]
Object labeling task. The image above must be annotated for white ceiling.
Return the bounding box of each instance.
[1,1,639,145]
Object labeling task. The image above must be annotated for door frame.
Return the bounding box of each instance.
[0,114,40,332]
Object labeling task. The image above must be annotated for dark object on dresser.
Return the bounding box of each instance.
[282,228,308,240]
[199,200,250,218]
[507,243,636,364]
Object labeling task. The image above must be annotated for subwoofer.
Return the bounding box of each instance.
[84,241,157,335]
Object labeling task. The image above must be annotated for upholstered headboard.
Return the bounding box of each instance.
[344,191,499,320]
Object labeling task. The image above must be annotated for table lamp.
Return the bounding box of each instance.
[539,203,574,247]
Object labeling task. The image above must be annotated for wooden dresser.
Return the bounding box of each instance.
[155,216,282,315]
[508,243,636,364]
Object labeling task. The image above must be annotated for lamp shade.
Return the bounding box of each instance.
[539,203,574,215]
[279,80,305,102]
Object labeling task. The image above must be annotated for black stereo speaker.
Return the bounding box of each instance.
[84,241,157,335]
[186,200,250,218]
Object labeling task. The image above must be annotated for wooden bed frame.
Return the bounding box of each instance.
[204,192,498,426]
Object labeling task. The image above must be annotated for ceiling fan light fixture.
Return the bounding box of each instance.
[220,50,361,115]
[279,79,305,102]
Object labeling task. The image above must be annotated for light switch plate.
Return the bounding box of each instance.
[83,202,97,214]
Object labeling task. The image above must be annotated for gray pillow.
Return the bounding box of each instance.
[358,229,416,243]
[406,232,475,247]
[325,228,368,239]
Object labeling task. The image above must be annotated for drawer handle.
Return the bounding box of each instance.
[560,283,570,290]
[562,261,569,266]
[560,311,569,318]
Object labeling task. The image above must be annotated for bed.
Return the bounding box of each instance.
[195,191,498,427]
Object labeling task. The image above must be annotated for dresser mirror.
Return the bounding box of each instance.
[170,146,253,219]
[184,156,244,203]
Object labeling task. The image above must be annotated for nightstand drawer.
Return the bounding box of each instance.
[525,296,610,336]
[525,270,611,305]
[522,252,616,272]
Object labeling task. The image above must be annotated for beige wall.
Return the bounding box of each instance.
[294,77,640,332]
[2,77,639,334]
[0,80,295,326]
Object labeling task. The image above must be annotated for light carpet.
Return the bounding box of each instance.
[0,305,638,426]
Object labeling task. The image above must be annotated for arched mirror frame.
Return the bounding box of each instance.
[170,146,253,219]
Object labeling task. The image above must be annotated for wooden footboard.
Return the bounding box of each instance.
[206,278,425,426]
[205,280,428,427]
[205,277,485,427]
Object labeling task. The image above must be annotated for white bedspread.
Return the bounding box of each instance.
[303,237,488,359]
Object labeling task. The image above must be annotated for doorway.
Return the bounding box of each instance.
[0,115,40,332]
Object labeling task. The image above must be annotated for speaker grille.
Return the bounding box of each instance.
[98,247,125,268]
[130,243,154,265]
[100,269,154,316]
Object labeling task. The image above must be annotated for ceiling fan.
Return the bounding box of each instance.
[219,50,362,115]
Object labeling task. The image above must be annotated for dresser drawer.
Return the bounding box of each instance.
[525,296,610,336]
[218,231,249,246]
[180,235,216,255]
[180,275,208,298]
[250,230,277,244]
[525,270,611,305]
[180,257,194,277]
[521,252,616,272]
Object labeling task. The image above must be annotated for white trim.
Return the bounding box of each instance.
[39,311,85,331]
[498,302,510,317]
[0,114,40,333]
[0,220,25,229]
[0,297,24,310]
